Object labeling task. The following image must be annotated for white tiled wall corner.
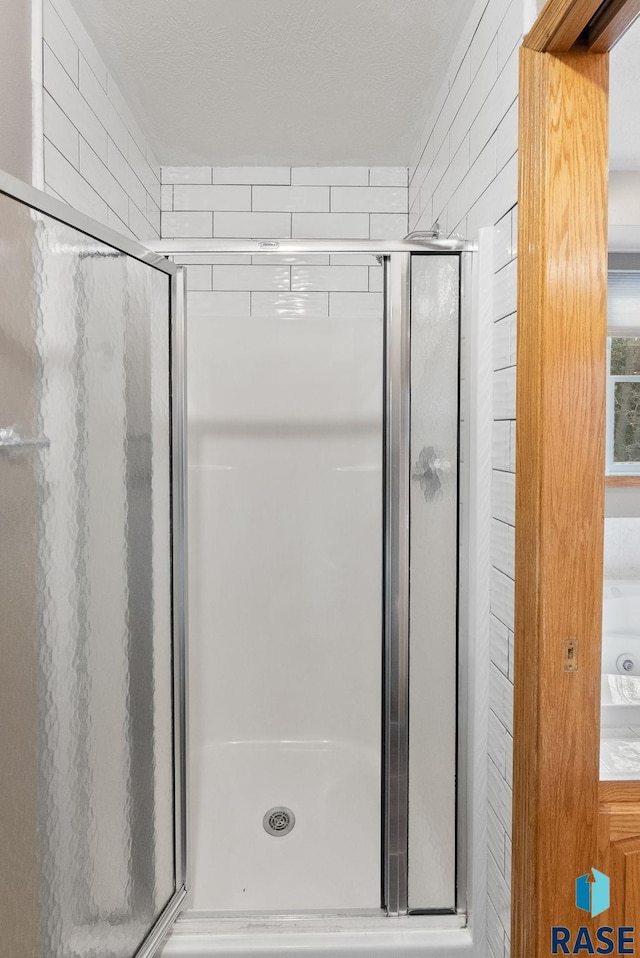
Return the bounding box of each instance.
[406,0,523,952]
[162,211,213,238]
[38,0,160,240]
[604,518,640,579]
[160,167,407,322]
[369,167,408,187]
[162,166,213,184]
[409,1,522,240]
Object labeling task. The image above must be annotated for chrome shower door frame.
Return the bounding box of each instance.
[152,236,469,921]
[0,169,189,958]
[384,250,465,917]
[383,251,411,916]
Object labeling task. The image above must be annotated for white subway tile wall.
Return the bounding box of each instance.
[291,167,370,186]
[252,186,329,212]
[408,1,523,955]
[291,265,369,292]
[40,0,161,239]
[174,185,252,211]
[160,167,408,320]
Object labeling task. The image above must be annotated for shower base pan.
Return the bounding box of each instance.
[160,915,473,958]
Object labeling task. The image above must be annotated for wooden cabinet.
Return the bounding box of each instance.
[598,783,640,928]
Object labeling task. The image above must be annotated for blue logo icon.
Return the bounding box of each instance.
[576,868,610,918]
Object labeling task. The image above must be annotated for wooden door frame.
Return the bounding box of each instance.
[513,2,640,956]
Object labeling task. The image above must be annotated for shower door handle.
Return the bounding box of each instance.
[411,445,451,501]
[412,457,451,478]
[410,444,451,481]
[0,425,50,454]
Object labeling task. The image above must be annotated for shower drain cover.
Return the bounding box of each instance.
[263,806,295,836]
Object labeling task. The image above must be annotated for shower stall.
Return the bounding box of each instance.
[0,171,474,958]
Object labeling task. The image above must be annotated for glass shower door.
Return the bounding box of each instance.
[0,175,186,958]
[384,252,460,916]
[407,254,459,911]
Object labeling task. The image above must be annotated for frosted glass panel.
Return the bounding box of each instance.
[407,254,459,911]
[0,191,175,957]
[186,253,383,912]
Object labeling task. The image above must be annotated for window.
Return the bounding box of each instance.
[607,336,640,473]
[606,270,640,476]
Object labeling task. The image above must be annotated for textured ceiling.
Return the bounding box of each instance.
[610,16,640,171]
[69,0,474,166]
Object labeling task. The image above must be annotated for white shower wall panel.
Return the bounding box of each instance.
[187,310,384,912]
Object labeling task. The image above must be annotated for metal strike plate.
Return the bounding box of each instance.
[564,638,578,672]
